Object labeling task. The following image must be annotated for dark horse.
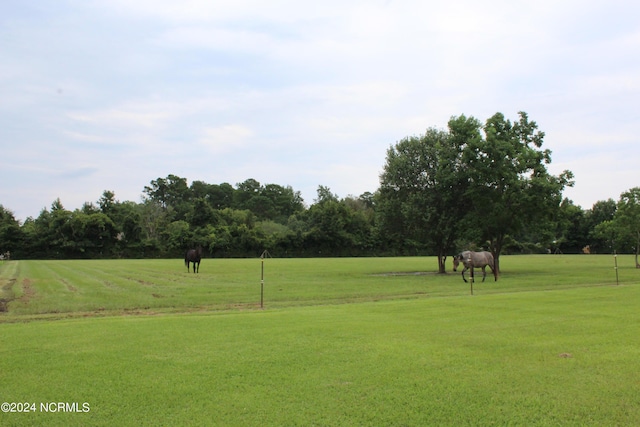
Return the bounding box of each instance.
[453,250,497,283]
[185,247,202,273]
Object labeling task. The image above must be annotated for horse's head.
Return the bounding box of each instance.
[452,254,461,271]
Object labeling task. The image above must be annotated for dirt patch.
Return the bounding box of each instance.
[20,279,36,301]
[558,353,573,358]
[1,277,16,292]
[0,278,38,312]
[135,278,154,286]
[60,278,77,293]
[0,278,16,312]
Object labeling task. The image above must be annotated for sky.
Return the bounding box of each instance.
[1,0,639,222]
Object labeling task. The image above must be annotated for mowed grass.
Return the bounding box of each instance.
[1,255,639,426]
[0,255,633,317]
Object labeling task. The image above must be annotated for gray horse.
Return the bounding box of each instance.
[453,251,497,282]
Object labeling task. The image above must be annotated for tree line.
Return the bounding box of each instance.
[1,111,638,269]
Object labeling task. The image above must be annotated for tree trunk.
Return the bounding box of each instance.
[437,251,446,274]
[489,235,503,280]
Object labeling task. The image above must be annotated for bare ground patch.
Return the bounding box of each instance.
[0,278,17,312]
[60,278,78,293]
[20,278,36,302]
[132,278,155,287]
[0,278,38,313]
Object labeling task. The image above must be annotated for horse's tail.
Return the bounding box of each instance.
[184,251,189,266]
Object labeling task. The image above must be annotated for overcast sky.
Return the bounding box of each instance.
[1,0,639,221]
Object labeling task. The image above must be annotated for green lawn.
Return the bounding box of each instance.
[0,255,632,318]
[0,256,638,426]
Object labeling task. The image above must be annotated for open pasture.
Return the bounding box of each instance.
[0,255,633,318]
[1,255,639,426]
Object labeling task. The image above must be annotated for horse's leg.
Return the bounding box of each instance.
[481,266,487,282]
[485,264,496,281]
[196,261,199,273]
[461,266,468,283]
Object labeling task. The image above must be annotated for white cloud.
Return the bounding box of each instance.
[1,0,640,220]
[198,125,254,154]
[552,150,638,209]
[67,102,173,130]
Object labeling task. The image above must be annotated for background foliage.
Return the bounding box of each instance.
[0,112,638,261]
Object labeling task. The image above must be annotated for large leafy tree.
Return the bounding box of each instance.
[261,184,305,221]
[190,181,234,210]
[304,187,353,255]
[613,187,640,268]
[379,119,475,272]
[233,179,304,221]
[0,205,23,257]
[49,199,74,256]
[143,174,191,220]
[607,187,640,267]
[461,112,574,274]
[69,211,118,257]
[553,199,587,253]
[585,199,617,253]
[97,191,143,255]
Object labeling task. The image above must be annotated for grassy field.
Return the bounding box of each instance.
[0,255,632,318]
[1,255,639,426]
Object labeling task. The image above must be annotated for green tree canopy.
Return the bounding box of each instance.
[0,205,23,257]
[378,120,474,272]
[604,187,640,267]
[460,111,574,274]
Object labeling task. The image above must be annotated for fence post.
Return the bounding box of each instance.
[260,250,271,309]
[468,254,474,295]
